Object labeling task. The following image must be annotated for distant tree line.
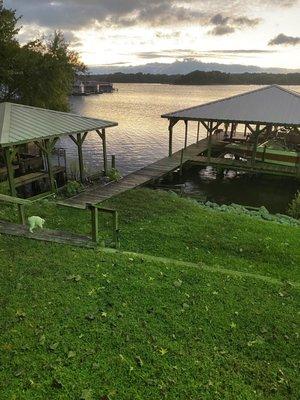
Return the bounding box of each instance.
[91,70,300,86]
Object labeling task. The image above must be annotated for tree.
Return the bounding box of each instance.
[0,4,86,111]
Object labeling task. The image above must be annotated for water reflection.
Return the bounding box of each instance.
[62,83,269,175]
[58,83,299,212]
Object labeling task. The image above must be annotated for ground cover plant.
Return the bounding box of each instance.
[0,188,299,399]
[0,189,298,282]
[0,237,299,399]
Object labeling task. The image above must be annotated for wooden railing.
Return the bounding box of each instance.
[86,203,120,248]
[0,195,120,249]
[0,193,31,225]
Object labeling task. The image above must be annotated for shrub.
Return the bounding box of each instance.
[287,191,300,219]
[0,181,10,195]
[107,168,122,182]
[62,181,84,198]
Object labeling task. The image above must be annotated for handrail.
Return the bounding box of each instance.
[0,194,31,224]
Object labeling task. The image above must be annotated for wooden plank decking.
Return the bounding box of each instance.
[59,138,211,208]
[0,220,96,248]
[189,156,298,177]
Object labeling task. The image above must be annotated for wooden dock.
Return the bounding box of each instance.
[59,137,211,209]
[189,155,298,177]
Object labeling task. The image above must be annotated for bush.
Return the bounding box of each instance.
[287,191,300,219]
[107,168,122,182]
[62,181,84,198]
[0,181,10,195]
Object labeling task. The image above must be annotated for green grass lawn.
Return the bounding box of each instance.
[1,188,299,282]
[0,189,299,399]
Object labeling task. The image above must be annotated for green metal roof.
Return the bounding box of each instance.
[0,102,118,147]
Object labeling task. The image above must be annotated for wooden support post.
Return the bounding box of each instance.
[69,132,88,183]
[196,121,200,143]
[77,133,84,183]
[296,151,300,178]
[207,121,213,163]
[18,204,26,225]
[168,121,173,157]
[184,120,188,148]
[168,119,178,157]
[230,123,235,141]
[4,147,16,197]
[111,154,116,169]
[251,125,260,167]
[179,148,184,177]
[90,205,99,243]
[112,210,120,249]
[96,129,108,175]
[44,139,55,192]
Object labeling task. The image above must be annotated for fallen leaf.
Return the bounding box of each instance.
[158,348,168,356]
[49,342,59,351]
[67,350,76,359]
[80,389,93,400]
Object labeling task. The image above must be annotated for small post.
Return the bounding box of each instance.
[90,205,99,243]
[44,140,55,192]
[111,154,116,169]
[184,120,188,149]
[168,120,173,157]
[102,129,108,175]
[113,210,120,249]
[179,148,184,177]
[4,147,16,197]
[18,204,26,225]
[77,133,84,183]
[196,121,200,143]
[251,125,260,167]
[207,121,213,163]
[296,151,300,178]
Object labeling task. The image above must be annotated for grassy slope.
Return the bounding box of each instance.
[1,188,298,281]
[0,189,299,399]
[0,239,299,400]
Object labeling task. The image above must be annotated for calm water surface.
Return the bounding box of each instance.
[61,83,299,212]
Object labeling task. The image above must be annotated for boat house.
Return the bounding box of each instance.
[162,85,300,177]
[0,102,117,198]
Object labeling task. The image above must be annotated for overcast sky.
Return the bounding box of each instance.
[4,0,300,69]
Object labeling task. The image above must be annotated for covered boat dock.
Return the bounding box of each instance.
[0,102,117,197]
[162,85,300,178]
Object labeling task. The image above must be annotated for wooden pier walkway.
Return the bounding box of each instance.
[59,138,211,209]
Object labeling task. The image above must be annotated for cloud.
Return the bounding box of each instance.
[208,13,261,36]
[209,25,235,36]
[155,31,181,39]
[136,49,275,59]
[268,33,300,46]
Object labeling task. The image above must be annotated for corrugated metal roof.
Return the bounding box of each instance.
[0,102,118,147]
[162,85,300,126]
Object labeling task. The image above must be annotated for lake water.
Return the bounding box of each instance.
[61,83,300,213]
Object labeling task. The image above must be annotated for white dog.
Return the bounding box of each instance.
[28,216,45,233]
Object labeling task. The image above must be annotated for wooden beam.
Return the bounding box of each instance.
[77,133,85,183]
[207,121,213,162]
[43,140,55,192]
[184,120,188,149]
[251,124,261,166]
[196,121,200,143]
[90,205,99,243]
[168,119,173,157]
[4,147,17,197]
[96,129,108,175]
